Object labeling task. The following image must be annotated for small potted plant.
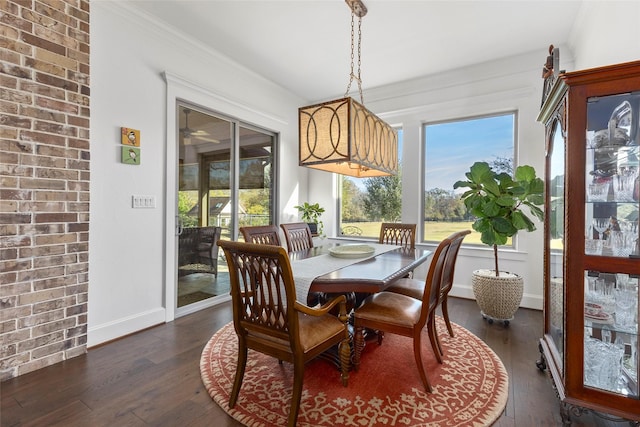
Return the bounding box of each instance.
[454,161,544,324]
[294,202,325,237]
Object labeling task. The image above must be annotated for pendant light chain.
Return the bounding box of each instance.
[356,13,363,104]
[344,10,364,104]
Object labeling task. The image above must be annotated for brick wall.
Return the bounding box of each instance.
[0,0,90,380]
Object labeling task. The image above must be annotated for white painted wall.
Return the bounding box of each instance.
[89,3,304,346]
[89,1,640,346]
[569,1,640,72]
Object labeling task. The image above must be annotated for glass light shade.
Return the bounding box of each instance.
[299,97,398,177]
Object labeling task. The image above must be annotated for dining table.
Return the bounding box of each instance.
[288,240,432,368]
[288,240,433,304]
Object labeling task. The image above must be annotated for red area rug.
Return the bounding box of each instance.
[200,319,508,426]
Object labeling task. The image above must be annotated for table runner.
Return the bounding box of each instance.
[291,242,399,303]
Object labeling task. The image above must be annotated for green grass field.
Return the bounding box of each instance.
[342,221,484,244]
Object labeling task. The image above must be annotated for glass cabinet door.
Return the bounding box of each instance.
[548,120,565,374]
[583,92,639,397]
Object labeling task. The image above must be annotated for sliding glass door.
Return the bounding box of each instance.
[176,103,276,312]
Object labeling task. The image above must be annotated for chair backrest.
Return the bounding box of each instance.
[218,240,300,359]
[280,222,314,253]
[240,225,282,246]
[440,230,471,298]
[417,234,453,326]
[379,223,416,249]
[178,227,200,264]
[199,226,222,243]
[197,226,222,262]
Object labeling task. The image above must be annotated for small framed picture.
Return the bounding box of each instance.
[121,127,140,147]
[122,146,141,165]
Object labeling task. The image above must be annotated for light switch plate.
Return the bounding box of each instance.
[132,195,156,208]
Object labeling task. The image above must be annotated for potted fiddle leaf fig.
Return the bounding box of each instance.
[454,161,544,325]
[294,202,325,237]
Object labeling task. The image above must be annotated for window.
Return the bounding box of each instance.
[422,113,515,244]
[338,129,403,238]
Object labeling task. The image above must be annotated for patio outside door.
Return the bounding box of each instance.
[175,103,276,313]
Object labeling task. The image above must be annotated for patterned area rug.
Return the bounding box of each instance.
[200,319,508,426]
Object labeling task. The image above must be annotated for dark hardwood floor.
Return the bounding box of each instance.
[1,297,630,426]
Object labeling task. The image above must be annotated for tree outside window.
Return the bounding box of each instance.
[339,129,404,238]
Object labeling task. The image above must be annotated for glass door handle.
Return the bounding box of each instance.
[176,216,184,236]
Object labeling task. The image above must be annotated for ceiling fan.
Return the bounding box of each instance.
[180,108,219,144]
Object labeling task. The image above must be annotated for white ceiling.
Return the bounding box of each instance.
[127,0,584,101]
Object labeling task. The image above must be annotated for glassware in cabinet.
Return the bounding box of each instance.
[585,92,640,259]
[584,270,638,396]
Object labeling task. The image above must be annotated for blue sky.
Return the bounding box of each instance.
[425,114,514,193]
[344,115,514,192]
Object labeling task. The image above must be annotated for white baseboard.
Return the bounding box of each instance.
[87,308,166,348]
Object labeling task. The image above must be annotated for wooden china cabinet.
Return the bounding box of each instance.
[537,52,640,424]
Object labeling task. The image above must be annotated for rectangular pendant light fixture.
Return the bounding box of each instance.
[299,97,397,177]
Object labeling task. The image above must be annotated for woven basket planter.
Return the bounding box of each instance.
[472,269,524,323]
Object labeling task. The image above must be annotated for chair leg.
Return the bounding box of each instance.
[442,297,454,337]
[353,326,365,372]
[229,342,247,408]
[413,332,432,393]
[288,358,305,427]
[427,314,443,363]
[338,337,350,386]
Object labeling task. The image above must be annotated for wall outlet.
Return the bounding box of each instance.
[132,195,156,208]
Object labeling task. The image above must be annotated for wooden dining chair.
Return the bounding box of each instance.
[433,229,470,340]
[218,240,350,427]
[386,230,471,346]
[352,233,454,392]
[379,223,417,278]
[379,223,416,249]
[280,222,314,252]
[239,224,282,246]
